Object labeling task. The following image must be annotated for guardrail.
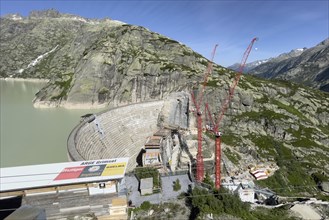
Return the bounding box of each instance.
[159,170,189,177]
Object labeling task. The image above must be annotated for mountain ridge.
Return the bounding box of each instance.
[229,39,329,92]
[1,9,329,198]
[228,48,307,73]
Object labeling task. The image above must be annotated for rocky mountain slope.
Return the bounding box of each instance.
[228,58,270,73]
[1,10,329,196]
[228,48,306,73]
[202,75,329,196]
[1,9,217,108]
[230,40,329,92]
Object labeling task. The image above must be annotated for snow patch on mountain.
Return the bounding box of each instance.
[27,45,59,68]
[17,45,59,75]
[5,14,23,21]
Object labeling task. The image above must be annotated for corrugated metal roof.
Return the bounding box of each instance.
[145,138,161,146]
[112,197,127,207]
[153,129,171,137]
[0,158,129,192]
[250,169,268,180]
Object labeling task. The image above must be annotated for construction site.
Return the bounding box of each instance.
[2,37,327,219]
[66,37,281,206]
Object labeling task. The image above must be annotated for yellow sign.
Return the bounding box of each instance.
[101,162,126,176]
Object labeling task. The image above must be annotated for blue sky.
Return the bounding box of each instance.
[1,0,328,67]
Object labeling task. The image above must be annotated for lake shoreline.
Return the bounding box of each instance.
[1,77,108,110]
[0,77,49,83]
[33,100,108,109]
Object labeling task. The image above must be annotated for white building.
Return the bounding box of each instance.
[237,186,255,203]
[140,178,153,196]
[222,177,255,203]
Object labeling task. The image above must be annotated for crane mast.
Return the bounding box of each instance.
[191,44,218,182]
[213,38,258,189]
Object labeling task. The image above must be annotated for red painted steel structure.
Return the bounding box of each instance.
[206,38,258,189]
[191,44,218,182]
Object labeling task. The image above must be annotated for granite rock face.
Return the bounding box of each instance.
[2,10,329,195]
[1,10,216,108]
[158,92,190,130]
[230,39,329,92]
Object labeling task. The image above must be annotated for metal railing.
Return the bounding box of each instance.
[159,169,189,177]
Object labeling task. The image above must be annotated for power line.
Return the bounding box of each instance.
[0,162,325,202]
[0,183,322,206]
[0,167,321,187]
[0,208,17,212]
[0,182,325,217]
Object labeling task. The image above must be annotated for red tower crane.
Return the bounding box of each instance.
[191,44,218,182]
[206,37,258,189]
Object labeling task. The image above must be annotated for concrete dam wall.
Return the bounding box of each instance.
[67,92,190,172]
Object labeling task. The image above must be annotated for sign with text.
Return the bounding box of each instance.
[0,157,129,192]
[54,166,85,180]
[54,159,128,181]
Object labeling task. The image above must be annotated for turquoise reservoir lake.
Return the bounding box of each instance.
[0,79,102,168]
